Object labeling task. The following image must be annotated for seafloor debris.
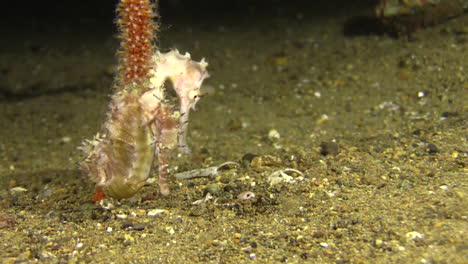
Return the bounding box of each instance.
[192,192,214,205]
[174,162,238,180]
[376,0,468,35]
[267,168,304,185]
[237,191,256,201]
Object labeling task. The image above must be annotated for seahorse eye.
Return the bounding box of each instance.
[188,90,199,100]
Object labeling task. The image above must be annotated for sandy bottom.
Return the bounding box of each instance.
[1,1,467,263]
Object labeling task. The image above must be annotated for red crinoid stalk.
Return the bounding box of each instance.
[116,0,157,86]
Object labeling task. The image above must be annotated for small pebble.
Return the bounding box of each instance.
[60,136,72,144]
[242,247,254,253]
[148,209,165,217]
[320,141,339,156]
[268,129,280,141]
[116,214,127,219]
[212,240,227,247]
[99,199,115,210]
[315,114,329,125]
[250,155,282,172]
[406,231,424,241]
[227,119,243,131]
[426,143,439,154]
[375,239,383,247]
[132,223,146,231]
[165,226,175,235]
[441,111,458,118]
[9,187,27,195]
[121,222,134,230]
[146,178,157,184]
[43,189,53,197]
[123,234,135,245]
[204,183,221,195]
[320,242,330,248]
[142,193,155,202]
[241,153,258,167]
